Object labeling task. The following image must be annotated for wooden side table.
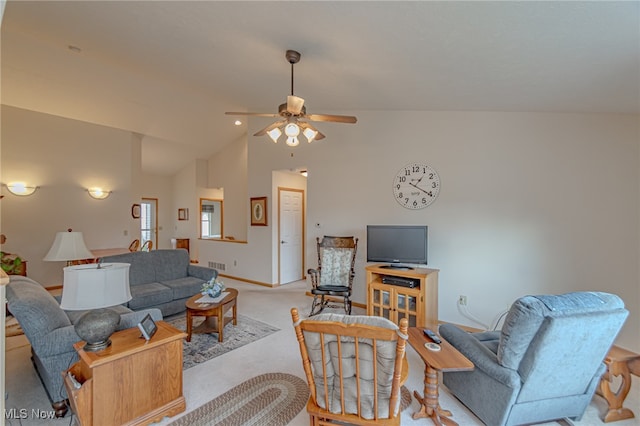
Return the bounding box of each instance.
[598,345,640,422]
[185,288,238,342]
[64,321,186,426]
[407,326,474,426]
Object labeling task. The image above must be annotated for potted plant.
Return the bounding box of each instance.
[1,251,26,275]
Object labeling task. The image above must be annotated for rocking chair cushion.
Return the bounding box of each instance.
[319,248,353,287]
[312,285,350,295]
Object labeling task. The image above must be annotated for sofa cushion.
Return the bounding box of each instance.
[152,249,190,281]
[161,276,205,300]
[100,251,156,286]
[127,282,173,310]
[497,292,624,370]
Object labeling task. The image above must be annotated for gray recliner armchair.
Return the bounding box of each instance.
[439,291,628,426]
[6,276,163,417]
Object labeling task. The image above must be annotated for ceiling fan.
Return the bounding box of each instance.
[225,50,357,146]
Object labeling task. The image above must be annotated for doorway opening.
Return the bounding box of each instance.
[140,198,158,249]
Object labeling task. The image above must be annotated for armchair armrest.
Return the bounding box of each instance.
[307,268,319,287]
[34,309,163,357]
[33,325,82,357]
[439,324,520,389]
[188,264,218,281]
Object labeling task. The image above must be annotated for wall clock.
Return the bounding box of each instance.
[393,163,441,209]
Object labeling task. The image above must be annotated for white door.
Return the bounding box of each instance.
[279,189,304,284]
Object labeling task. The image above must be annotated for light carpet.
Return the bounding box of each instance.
[166,313,280,370]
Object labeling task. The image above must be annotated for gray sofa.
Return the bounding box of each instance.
[101,249,218,316]
[439,291,629,426]
[6,276,163,416]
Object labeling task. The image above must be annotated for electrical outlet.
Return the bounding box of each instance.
[458,295,468,306]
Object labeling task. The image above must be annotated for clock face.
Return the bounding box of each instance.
[393,163,441,209]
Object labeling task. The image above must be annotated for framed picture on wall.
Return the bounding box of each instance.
[250,197,267,226]
[131,204,141,219]
[178,208,189,221]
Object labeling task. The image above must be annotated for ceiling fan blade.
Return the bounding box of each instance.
[225,112,280,117]
[254,120,286,136]
[306,113,357,124]
[287,96,305,115]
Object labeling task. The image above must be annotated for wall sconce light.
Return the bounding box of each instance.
[5,182,39,196]
[87,188,111,200]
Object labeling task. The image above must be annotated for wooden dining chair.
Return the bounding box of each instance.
[291,307,408,426]
[140,240,153,252]
[128,239,140,252]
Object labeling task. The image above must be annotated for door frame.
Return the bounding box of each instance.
[141,197,158,249]
[277,187,305,285]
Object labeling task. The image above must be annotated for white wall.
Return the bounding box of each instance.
[207,133,248,241]
[1,106,141,285]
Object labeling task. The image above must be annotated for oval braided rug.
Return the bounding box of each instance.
[168,372,309,426]
[168,372,412,426]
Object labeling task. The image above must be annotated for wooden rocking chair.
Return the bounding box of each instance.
[308,236,358,316]
[291,308,408,425]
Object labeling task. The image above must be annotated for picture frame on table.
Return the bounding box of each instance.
[250,197,267,226]
[137,313,157,341]
[178,208,189,221]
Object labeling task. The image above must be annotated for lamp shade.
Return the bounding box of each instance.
[43,231,94,262]
[60,263,132,310]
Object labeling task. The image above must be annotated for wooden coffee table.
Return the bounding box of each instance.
[408,326,474,426]
[185,288,238,342]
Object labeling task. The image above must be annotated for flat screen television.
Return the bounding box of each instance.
[366,225,428,269]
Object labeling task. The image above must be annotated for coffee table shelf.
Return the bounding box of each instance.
[185,288,238,342]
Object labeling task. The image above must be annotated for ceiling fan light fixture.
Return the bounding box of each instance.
[303,127,318,143]
[225,49,357,147]
[267,127,282,143]
[284,122,300,137]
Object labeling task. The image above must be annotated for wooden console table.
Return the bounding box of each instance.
[408,326,474,425]
[64,321,186,426]
[598,345,640,422]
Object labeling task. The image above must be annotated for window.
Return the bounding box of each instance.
[140,198,158,248]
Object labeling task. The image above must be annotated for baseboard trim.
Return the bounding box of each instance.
[218,273,276,288]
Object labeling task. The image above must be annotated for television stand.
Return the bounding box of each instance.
[366,264,439,328]
[380,264,414,270]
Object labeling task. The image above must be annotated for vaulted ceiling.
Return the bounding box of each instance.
[2,1,638,175]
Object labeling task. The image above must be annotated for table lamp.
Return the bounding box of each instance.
[60,263,132,352]
[43,230,94,265]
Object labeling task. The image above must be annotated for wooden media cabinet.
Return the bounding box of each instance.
[366,264,439,328]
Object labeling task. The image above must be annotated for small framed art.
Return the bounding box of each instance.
[137,313,157,341]
[178,208,189,221]
[131,204,141,219]
[250,197,267,226]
